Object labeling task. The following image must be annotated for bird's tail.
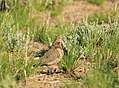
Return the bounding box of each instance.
[32,57,48,67]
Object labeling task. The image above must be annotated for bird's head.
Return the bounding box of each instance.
[55,35,62,42]
[53,36,63,49]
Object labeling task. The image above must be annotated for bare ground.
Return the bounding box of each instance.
[31,0,118,25]
[19,59,91,88]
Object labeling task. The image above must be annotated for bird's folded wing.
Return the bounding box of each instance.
[41,46,60,65]
[32,46,58,65]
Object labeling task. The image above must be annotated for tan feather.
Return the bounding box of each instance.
[33,36,64,68]
[41,36,64,66]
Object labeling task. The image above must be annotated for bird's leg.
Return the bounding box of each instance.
[51,64,59,73]
[47,64,59,75]
[47,66,53,75]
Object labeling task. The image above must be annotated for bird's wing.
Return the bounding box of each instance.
[41,46,61,65]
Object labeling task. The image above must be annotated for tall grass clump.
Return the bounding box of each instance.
[0,6,36,87]
[62,20,119,87]
[33,23,72,45]
[62,28,82,74]
[88,6,119,24]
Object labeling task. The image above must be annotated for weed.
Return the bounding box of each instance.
[88,10,119,24]
[0,8,35,87]
[34,24,50,44]
[31,0,72,16]
[87,0,105,5]
[84,67,119,88]
[0,75,16,88]
[62,21,119,87]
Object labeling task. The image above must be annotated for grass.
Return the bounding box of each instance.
[88,11,119,24]
[63,21,119,87]
[31,0,72,16]
[87,0,105,5]
[83,67,118,88]
[88,3,119,24]
[0,6,35,87]
[0,0,119,88]
[0,76,16,88]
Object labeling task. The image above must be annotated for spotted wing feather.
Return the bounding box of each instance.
[41,46,60,65]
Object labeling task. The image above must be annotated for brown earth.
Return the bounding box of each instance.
[31,0,118,25]
[19,58,91,88]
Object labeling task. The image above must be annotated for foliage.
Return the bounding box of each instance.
[0,0,119,87]
[62,21,119,87]
[84,67,119,88]
[87,0,105,5]
[31,0,72,16]
[0,76,16,88]
[0,10,35,87]
[88,10,119,24]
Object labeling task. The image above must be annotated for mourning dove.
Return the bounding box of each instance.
[34,36,64,74]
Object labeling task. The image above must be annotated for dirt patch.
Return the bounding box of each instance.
[58,0,100,24]
[60,0,118,24]
[31,0,118,25]
[18,58,91,88]
[24,73,68,88]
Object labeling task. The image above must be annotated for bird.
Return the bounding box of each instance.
[34,35,64,74]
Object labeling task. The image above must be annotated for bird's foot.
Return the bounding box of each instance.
[47,67,53,75]
[51,64,60,73]
[47,66,59,75]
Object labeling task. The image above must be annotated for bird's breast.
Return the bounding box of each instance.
[56,48,64,59]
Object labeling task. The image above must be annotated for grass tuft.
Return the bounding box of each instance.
[87,0,105,5]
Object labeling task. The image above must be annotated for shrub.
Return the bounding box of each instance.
[62,21,119,87]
